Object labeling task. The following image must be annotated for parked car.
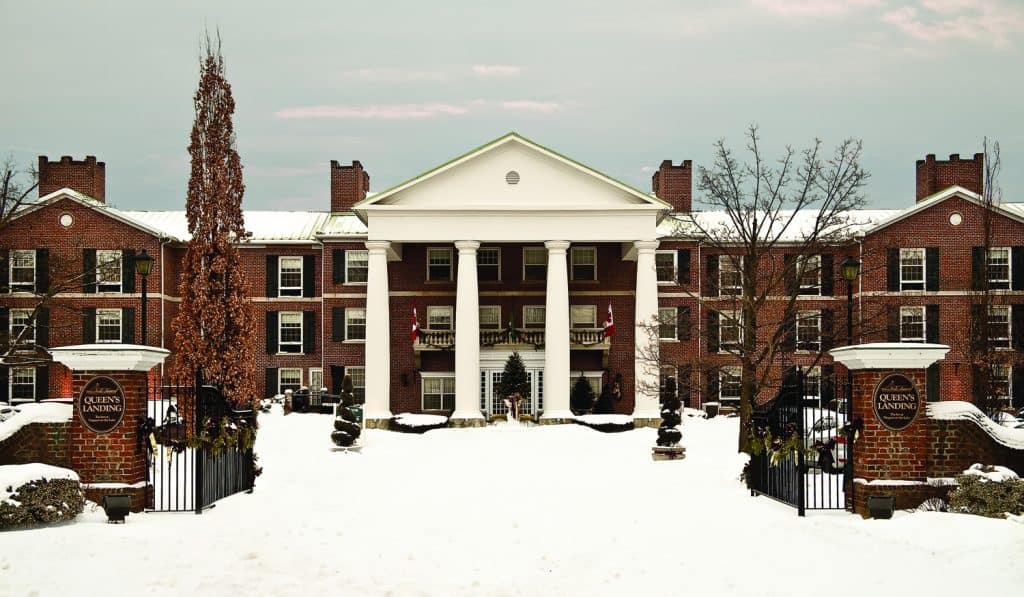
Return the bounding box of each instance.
[802,408,848,474]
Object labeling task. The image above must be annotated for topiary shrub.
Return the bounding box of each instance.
[949,467,1024,519]
[0,477,85,529]
[570,373,596,415]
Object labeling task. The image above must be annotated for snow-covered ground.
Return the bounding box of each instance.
[1,407,1022,596]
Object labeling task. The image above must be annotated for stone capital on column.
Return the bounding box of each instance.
[455,240,481,253]
[633,240,660,253]
[544,240,570,253]
[365,240,391,254]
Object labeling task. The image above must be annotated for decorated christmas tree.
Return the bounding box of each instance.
[331,374,361,448]
[497,352,530,421]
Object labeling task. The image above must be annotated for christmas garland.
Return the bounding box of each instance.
[183,416,258,452]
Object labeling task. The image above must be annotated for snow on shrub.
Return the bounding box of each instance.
[574,414,634,433]
[949,464,1024,519]
[1,464,85,529]
[389,413,449,434]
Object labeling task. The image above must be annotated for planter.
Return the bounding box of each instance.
[705,402,720,418]
[102,494,132,523]
[867,495,895,520]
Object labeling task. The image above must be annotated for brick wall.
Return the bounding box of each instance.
[915,153,983,201]
[38,156,106,201]
[0,421,71,466]
[928,418,1024,477]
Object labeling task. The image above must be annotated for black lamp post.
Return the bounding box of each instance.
[135,249,154,345]
[840,256,860,491]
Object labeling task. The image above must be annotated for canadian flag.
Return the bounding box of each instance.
[411,307,420,342]
[603,302,615,338]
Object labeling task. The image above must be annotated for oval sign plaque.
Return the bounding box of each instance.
[872,373,920,431]
[78,376,126,434]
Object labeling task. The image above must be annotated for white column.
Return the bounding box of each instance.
[541,240,573,423]
[363,240,392,426]
[452,241,485,426]
[633,240,661,424]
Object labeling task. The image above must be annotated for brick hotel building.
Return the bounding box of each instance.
[1,133,1022,426]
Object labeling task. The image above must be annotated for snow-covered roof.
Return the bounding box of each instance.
[657,208,901,242]
[121,210,333,242]
[319,213,369,237]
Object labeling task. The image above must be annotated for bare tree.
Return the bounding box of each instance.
[0,157,38,233]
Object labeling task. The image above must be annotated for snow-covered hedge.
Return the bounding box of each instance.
[389,413,449,434]
[574,414,634,433]
[949,464,1024,519]
[1,464,85,529]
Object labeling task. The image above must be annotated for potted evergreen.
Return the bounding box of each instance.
[331,375,362,449]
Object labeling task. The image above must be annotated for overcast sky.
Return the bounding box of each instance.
[2,0,1021,212]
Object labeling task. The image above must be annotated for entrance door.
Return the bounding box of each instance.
[309,368,323,407]
[481,369,544,418]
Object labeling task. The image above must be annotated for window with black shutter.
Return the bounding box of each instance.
[926,364,940,402]
[925,248,940,291]
[330,365,345,395]
[886,248,900,291]
[332,307,345,341]
[35,366,48,401]
[1013,247,1024,291]
[121,307,136,344]
[35,249,49,294]
[677,249,691,284]
[266,256,279,297]
[705,254,719,296]
[266,311,278,353]
[1012,305,1024,351]
[83,249,97,293]
[707,310,720,353]
[122,249,136,293]
[36,308,49,348]
[971,247,986,290]
[925,304,939,343]
[83,308,97,343]
[265,368,278,399]
[677,306,691,341]
[332,249,345,284]
[0,249,8,293]
[303,311,315,353]
[705,369,719,403]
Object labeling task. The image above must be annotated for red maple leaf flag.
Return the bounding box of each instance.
[411,307,420,342]
[603,302,615,339]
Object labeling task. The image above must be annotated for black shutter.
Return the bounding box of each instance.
[0,366,7,401]
[83,249,97,293]
[886,248,899,292]
[782,311,796,352]
[971,247,985,290]
[36,308,49,347]
[1012,305,1024,351]
[677,365,692,407]
[970,305,986,353]
[677,306,691,341]
[925,248,940,291]
[265,368,278,398]
[705,255,719,297]
[330,366,345,395]
[707,310,720,353]
[333,249,345,284]
[677,249,691,284]
[303,256,315,297]
[1013,247,1024,291]
[1012,365,1024,409]
[0,308,7,342]
[706,369,719,402]
[887,307,900,342]
[821,364,835,406]
[971,365,986,403]
[821,309,835,351]
[821,254,834,296]
[266,256,278,298]
[121,308,136,344]
[35,366,48,401]
[122,249,136,293]
[266,311,278,354]
[926,364,940,403]
[925,305,939,344]
[35,249,49,294]
[83,308,96,343]
[332,307,345,341]
[0,249,8,292]
[303,311,315,353]
[784,255,797,295]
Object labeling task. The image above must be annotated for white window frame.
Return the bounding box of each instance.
[987,247,1011,288]
[278,256,303,297]
[96,308,122,344]
[656,250,677,284]
[720,310,743,350]
[309,368,324,394]
[278,368,302,394]
[479,306,501,330]
[345,308,366,342]
[798,254,821,295]
[522,247,547,281]
[571,371,604,397]
[899,248,925,291]
[426,247,453,281]
[570,246,597,281]
[796,310,822,352]
[345,250,368,285]
[95,249,123,293]
[523,305,546,328]
[570,305,597,329]
[988,305,1011,350]
[719,255,742,295]
[10,366,35,401]
[720,367,742,403]
[348,366,366,402]
[990,364,1012,405]
[658,307,677,340]
[426,306,453,331]
[421,373,456,411]
[899,306,926,343]
[10,308,35,346]
[477,247,501,281]
[9,249,35,292]
[278,311,303,353]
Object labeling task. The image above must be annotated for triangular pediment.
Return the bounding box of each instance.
[355,133,667,216]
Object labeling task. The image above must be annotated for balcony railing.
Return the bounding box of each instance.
[412,327,609,350]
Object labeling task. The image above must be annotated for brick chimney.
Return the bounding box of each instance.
[915,152,983,202]
[651,159,692,212]
[38,155,106,202]
[330,160,369,212]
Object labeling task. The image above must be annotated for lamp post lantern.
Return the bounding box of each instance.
[134,249,154,345]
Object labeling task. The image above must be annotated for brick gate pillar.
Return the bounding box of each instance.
[49,344,169,512]
[830,342,949,517]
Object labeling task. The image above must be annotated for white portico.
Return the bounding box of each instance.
[352,133,668,427]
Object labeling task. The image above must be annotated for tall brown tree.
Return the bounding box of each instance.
[172,34,257,407]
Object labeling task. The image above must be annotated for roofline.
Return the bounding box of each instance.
[857,185,1024,238]
[13,188,179,241]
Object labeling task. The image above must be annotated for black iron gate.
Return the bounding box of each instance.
[749,367,850,515]
[143,381,256,513]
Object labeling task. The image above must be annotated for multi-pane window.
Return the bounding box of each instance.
[279,368,302,394]
[796,311,821,352]
[658,307,676,340]
[279,312,303,353]
[279,257,303,296]
[10,309,34,346]
[803,367,821,406]
[571,247,597,281]
[96,250,122,293]
[524,306,546,328]
[480,306,501,330]
[719,255,742,295]
[720,367,742,403]
[575,373,604,396]
[987,248,1010,288]
[10,367,35,400]
[427,306,453,330]
[720,310,743,349]
[798,255,821,295]
[571,305,596,329]
[523,247,547,281]
[427,248,453,281]
[988,306,1011,349]
[96,309,122,343]
[990,365,1012,405]
[345,308,366,341]
[655,251,676,283]
[899,306,925,342]
[422,376,456,411]
[900,248,925,291]
[10,250,35,291]
[345,250,368,284]
[349,367,366,402]
[478,248,500,281]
